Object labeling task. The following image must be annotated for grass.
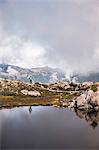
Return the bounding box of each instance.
[0,95,59,109]
[90,84,97,92]
[62,93,75,100]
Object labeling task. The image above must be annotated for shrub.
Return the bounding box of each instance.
[91,84,97,92]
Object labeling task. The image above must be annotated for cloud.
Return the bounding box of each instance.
[0,33,46,68]
[0,0,99,74]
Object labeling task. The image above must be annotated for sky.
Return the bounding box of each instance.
[0,0,99,75]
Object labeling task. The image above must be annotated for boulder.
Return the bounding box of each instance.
[28,91,41,97]
[76,93,89,110]
[68,99,75,108]
[90,91,99,106]
[49,81,71,91]
[21,90,41,97]
[21,90,28,95]
[95,82,99,87]
[76,90,94,110]
[81,81,93,90]
[82,81,93,87]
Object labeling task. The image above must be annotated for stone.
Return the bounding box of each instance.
[21,90,41,96]
[28,91,41,97]
[82,81,93,87]
[69,100,75,108]
[90,91,99,106]
[21,90,28,95]
[76,90,94,110]
[95,82,99,86]
[81,82,93,90]
[76,93,89,110]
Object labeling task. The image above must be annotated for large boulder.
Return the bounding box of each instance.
[82,81,93,87]
[76,90,99,110]
[90,91,99,106]
[21,90,28,95]
[81,81,93,90]
[28,91,41,96]
[21,90,41,97]
[76,93,89,110]
[49,81,71,91]
[76,90,94,110]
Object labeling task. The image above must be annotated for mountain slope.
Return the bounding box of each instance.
[0,64,99,83]
[0,64,66,83]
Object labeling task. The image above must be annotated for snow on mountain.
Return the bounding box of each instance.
[0,64,99,83]
[0,64,66,83]
[7,66,19,77]
[50,72,59,83]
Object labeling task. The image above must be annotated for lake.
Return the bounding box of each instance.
[0,106,99,149]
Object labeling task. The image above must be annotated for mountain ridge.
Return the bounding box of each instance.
[0,63,66,83]
[0,63,99,83]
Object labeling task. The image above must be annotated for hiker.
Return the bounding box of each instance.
[28,75,32,84]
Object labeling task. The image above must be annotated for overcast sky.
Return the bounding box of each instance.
[0,0,99,74]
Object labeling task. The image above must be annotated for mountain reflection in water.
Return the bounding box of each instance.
[1,106,99,149]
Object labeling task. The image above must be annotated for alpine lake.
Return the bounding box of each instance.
[0,105,99,149]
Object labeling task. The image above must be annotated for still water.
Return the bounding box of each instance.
[0,106,99,149]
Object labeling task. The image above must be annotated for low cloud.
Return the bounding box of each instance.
[0,0,99,75]
[0,33,46,68]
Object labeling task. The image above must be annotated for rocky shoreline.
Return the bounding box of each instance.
[0,79,99,111]
[0,79,99,128]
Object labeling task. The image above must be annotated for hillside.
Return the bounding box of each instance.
[0,64,99,83]
[0,64,66,83]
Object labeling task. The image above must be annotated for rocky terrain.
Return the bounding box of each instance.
[0,79,99,111]
[0,79,99,129]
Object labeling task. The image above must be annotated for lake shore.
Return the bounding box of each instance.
[0,95,60,109]
[0,79,99,111]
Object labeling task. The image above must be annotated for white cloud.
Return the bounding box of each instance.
[0,34,46,68]
[0,0,99,75]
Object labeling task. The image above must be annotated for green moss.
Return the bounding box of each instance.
[62,94,74,99]
[90,84,97,92]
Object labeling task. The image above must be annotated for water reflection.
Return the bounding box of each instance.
[1,106,99,149]
[74,108,99,129]
[29,106,32,114]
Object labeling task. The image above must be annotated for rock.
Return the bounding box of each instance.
[76,89,99,110]
[81,81,93,90]
[21,90,41,97]
[90,91,99,106]
[86,90,93,97]
[68,99,75,108]
[94,106,99,111]
[21,90,28,95]
[97,87,99,91]
[28,91,41,97]
[95,82,99,87]
[76,90,94,110]
[49,81,71,91]
[76,93,89,110]
[82,81,93,87]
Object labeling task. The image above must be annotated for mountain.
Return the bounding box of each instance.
[0,64,66,83]
[77,72,99,83]
[0,64,99,83]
